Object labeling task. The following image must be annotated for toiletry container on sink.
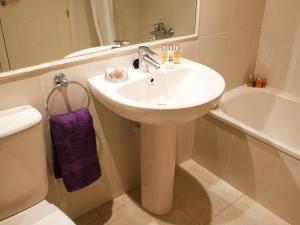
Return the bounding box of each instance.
[0,105,75,225]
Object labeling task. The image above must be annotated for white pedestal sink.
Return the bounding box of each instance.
[88,58,225,215]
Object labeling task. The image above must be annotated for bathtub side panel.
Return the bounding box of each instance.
[192,115,300,224]
[267,153,300,225]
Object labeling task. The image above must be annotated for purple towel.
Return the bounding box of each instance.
[49,108,101,192]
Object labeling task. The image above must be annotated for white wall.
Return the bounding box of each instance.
[255,0,300,97]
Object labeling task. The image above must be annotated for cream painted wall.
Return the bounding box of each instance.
[70,0,99,51]
[0,0,266,220]
[255,0,300,97]
[113,0,140,44]
[139,0,197,41]
[0,0,73,70]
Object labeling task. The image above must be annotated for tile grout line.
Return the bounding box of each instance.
[206,193,244,225]
[176,206,203,225]
[199,25,262,39]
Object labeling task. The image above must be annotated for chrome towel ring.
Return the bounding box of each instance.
[45,73,91,118]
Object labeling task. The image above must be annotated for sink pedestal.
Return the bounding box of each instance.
[141,124,177,215]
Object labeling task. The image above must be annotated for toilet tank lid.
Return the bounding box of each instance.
[0,105,42,139]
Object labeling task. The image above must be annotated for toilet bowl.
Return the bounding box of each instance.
[0,105,75,225]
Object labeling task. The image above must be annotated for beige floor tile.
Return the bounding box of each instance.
[174,161,242,225]
[97,188,141,219]
[99,188,198,225]
[209,195,290,225]
[74,210,108,225]
[80,160,289,225]
[105,201,198,225]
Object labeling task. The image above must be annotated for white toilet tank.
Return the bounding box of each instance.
[0,106,48,220]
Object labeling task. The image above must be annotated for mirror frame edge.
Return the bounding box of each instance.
[0,0,200,82]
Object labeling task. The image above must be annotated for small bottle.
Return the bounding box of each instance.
[168,45,174,62]
[256,75,262,88]
[173,44,181,64]
[161,44,168,64]
[252,75,257,87]
[247,74,253,87]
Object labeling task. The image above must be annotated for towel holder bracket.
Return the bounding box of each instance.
[54,72,69,87]
[45,73,92,118]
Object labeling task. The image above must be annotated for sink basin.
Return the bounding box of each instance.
[89,58,225,215]
[89,59,225,124]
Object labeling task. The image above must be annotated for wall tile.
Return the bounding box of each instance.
[176,121,195,164]
[192,116,233,178]
[231,0,266,29]
[199,0,235,36]
[267,153,300,225]
[255,0,300,97]
[226,27,261,90]
[198,33,230,77]
[225,133,280,204]
[0,76,45,112]
[180,40,200,62]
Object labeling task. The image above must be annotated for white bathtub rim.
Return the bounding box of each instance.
[222,85,300,105]
[209,109,300,161]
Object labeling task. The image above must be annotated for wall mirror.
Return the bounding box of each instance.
[0,0,198,74]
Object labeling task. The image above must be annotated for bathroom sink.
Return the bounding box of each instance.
[89,58,225,215]
[88,58,225,124]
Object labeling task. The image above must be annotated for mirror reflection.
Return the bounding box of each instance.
[0,0,197,73]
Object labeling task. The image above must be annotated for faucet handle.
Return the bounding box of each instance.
[138,46,158,56]
[152,23,165,31]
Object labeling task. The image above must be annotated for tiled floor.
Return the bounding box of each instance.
[75,160,290,225]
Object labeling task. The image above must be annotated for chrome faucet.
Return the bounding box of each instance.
[151,23,175,40]
[138,46,161,73]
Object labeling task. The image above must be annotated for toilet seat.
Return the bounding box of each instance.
[0,201,75,225]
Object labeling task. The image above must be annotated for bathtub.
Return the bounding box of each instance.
[210,85,300,160]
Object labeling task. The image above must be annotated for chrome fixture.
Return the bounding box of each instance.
[151,23,175,40]
[45,73,91,117]
[138,46,161,73]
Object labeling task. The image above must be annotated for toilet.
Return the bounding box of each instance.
[0,105,75,225]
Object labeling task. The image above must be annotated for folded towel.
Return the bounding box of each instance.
[50,108,101,192]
